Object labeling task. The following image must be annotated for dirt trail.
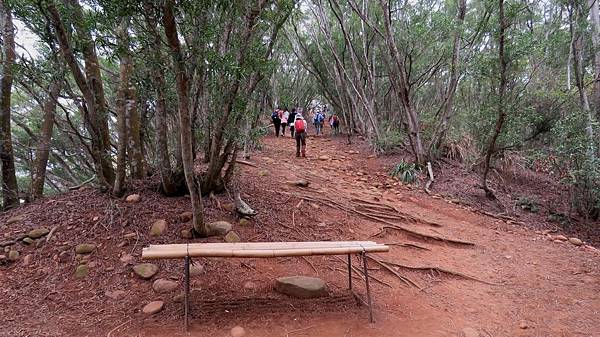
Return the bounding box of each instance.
[229,133,600,337]
[0,132,598,337]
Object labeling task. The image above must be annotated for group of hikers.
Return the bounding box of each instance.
[270,105,340,157]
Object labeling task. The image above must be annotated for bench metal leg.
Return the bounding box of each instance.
[347,254,352,290]
[184,255,190,331]
[361,252,373,323]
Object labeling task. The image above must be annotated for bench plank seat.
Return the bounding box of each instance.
[142,241,389,259]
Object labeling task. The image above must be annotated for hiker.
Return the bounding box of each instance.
[294,114,307,157]
[288,108,297,137]
[280,108,289,137]
[330,113,340,135]
[313,110,325,135]
[271,108,281,137]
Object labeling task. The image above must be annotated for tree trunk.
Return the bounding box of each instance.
[31,77,62,199]
[164,0,207,236]
[429,0,467,157]
[127,85,145,178]
[572,1,595,151]
[379,0,425,164]
[46,1,110,188]
[480,0,508,199]
[0,0,18,209]
[66,0,114,185]
[113,21,131,196]
[588,0,600,121]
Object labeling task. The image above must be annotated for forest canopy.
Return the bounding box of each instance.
[0,0,599,234]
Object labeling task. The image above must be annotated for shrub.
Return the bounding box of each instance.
[389,161,420,184]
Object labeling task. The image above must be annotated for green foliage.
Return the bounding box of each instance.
[389,161,420,184]
[515,196,539,213]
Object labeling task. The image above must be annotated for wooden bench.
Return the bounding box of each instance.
[142,241,389,329]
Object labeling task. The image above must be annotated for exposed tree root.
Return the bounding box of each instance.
[386,242,431,251]
[367,255,422,289]
[372,257,499,286]
[235,160,258,168]
[376,225,475,246]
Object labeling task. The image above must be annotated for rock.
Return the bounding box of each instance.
[142,301,164,315]
[275,276,328,299]
[239,218,249,226]
[88,261,97,268]
[117,241,128,248]
[22,254,32,266]
[75,264,89,278]
[230,326,246,337]
[223,203,235,212]
[92,216,99,221]
[75,243,96,254]
[22,237,34,245]
[569,238,583,246]
[133,263,159,279]
[288,179,309,187]
[28,228,49,239]
[59,251,71,262]
[190,263,204,276]
[181,229,193,239]
[318,155,330,161]
[125,194,141,203]
[173,293,185,303]
[153,278,179,293]
[180,212,193,222]
[6,215,25,225]
[8,250,19,261]
[553,234,568,241]
[258,170,269,176]
[119,253,133,263]
[105,290,127,300]
[0,254,5,261]
[224,231,241,243]
[462,327,479,337]
[150,219,168,237]
[207,221,233,236]
[518,321,529,329]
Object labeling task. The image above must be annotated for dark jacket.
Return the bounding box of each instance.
[288,111,297,124]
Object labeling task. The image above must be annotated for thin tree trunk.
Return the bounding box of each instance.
[164,0,207,236]
[143,4,176,195]
[113,20,131,196]
[31,76,63,199]
[588,0,600,121]
[571,1,595,151]
[429,0,467,157]
[127,85,145,178]
[46,1,110,188]
[480,0,508,199]
[0,0,18,209]
[65,0,114,185]
[379,0,425,164]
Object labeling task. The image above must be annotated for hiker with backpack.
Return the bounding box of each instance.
[294,114,308,157]
[313,110,325,135]
[288,108,297,137]
[271,108,281,137]
[280,108,289,137]
[330,113,340,135]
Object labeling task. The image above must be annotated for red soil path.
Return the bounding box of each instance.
[0,132,598,337]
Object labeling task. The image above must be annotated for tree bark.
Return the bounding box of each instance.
[127,85,145,178]
[0,0,18,209]
[429,0,467,157]
[46,1,110,188]
[379,0,425,165]
[31,76,63,199]
[588,0,600,121]
[65,0,114,185]
[164,0,207,236]
[480,0,508,199]
[113,20,131,196]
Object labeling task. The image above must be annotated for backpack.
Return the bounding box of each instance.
[294,119,306,133]
[332,115,339,123]
[317,113,325,123]
[271,111,280,121]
